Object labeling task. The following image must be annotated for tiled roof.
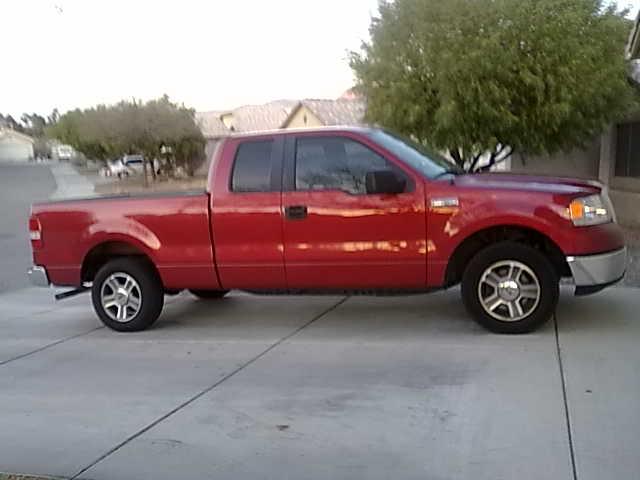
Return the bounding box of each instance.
[230,100,298,132]
[196,97,366,137]
[296,99,365,126]
[195,111,229,138]
[0,128,34,144]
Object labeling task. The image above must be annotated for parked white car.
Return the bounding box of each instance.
[122,155,144,174]
[54,145,75,161]
[100,155,147,178]
[101,159,128,178]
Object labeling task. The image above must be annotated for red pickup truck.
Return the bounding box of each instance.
[28,127,627,333]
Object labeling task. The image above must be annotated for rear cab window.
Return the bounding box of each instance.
[231,139,275,192]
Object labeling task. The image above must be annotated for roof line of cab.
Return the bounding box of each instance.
[226,125,375,139]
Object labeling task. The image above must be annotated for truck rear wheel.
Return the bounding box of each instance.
[461,242,558,334]
[92,258,164,332]
[189,289,229,300]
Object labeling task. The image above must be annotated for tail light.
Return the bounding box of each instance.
[29,215,43,249]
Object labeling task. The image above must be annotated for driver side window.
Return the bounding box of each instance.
[295,136,397,194]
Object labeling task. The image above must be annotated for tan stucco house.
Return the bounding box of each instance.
[281,99,365,129]
[195,96,366,169]
[0,128,34,162]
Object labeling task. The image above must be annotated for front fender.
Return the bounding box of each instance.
[427,196,572,286]
[448,214,567,255]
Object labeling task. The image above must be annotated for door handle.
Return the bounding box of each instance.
[284,205,308,220]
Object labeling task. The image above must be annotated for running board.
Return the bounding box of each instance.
[55,286,90,301]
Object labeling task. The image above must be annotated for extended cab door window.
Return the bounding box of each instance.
[282,134,427,289]
[294,136,407,194]
[210,136,286,289]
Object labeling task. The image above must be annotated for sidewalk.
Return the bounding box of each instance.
[49,162,96,200]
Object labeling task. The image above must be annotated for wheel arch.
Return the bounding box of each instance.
[81,240,161,285]
[444,224,570,287]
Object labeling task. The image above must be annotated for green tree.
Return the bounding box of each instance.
[47,108,60,125]
[350,0,636,171]
[20,113,47,137]
[47,96,205,183]
[0,114,24,133]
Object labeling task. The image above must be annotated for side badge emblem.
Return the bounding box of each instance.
[430,197,459,209]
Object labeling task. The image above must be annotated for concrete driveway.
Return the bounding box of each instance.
[0,285,638,480]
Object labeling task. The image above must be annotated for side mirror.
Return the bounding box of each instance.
[365,170,406,195]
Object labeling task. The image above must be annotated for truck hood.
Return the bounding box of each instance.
[452,173,602,196]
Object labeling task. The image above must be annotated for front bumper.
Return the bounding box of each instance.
[567,247,627,293]
[27,266,50,287]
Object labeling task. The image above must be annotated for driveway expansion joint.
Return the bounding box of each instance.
[0,326,104,367]
[70,296,349,480]
[554,312,578,480]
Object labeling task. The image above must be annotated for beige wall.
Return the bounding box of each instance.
[0,138,34,162]
[283,106,323,128]
[195,139,222,176]
[510,138,601,179]
[220,113,234,130]
[602,124,640,227]
[610,189,640,227]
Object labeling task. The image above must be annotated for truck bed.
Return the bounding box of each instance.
[31,191,220,289]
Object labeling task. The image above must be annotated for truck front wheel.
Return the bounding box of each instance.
[92,258,164,332]
[461,242,558,334]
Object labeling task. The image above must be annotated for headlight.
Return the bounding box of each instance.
[569,194,613,226]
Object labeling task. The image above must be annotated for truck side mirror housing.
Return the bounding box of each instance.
[365,170,406,195]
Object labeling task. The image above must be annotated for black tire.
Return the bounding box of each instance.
[461,242,558,334]
[92,258,164,332]
[164,289,182,296]
[189,289,229,300]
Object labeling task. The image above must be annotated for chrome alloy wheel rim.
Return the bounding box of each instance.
[477,260,540,322]
[100,273,142,323]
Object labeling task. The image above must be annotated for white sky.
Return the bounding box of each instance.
[1,0,639,119]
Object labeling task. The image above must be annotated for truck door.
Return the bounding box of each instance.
[281,132,427,289]
[210,135,286,289]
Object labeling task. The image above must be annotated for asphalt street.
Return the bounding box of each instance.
[0,163,56,293]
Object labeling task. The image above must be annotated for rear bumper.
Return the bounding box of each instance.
[27,265,50,287]
[566,247,627,291]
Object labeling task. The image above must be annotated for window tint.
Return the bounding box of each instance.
[367,129,462,179]
[295,136,397,194]
[615,122,640,178]
[231,140,274,192]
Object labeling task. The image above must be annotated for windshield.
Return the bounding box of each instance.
[367,129,462,179]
